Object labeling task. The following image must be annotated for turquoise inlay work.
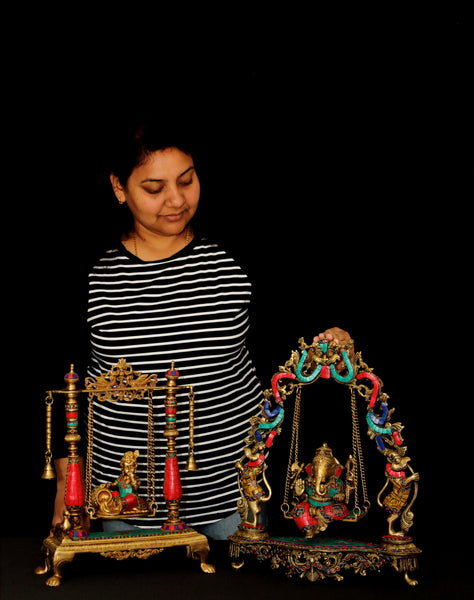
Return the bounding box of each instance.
[296,351,322,382]
[259,408,285,429]
[78,528,193,541]
[267,537,381,550]
[308,496,332,507]
[366,413,392,435]
[319,341,328,353]
[329,350,354,382]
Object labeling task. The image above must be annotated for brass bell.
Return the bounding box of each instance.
[185,451,198,471]
[42,458,56,480]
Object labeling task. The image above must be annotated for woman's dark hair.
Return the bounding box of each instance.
[104,111,204,239]
[109,114,198,185]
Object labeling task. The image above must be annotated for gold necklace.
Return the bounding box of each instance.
[132,227,192,259]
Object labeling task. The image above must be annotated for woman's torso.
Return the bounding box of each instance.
[86,236,262,527]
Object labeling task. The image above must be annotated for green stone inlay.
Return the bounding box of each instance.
[264,537,380,550]
[79,527,196,541]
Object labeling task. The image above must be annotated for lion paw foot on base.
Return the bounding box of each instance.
[200,562,216,574]
[45,575,62,587]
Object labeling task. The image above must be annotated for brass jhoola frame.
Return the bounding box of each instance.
[229,337,422,586]
[36,360,215,587]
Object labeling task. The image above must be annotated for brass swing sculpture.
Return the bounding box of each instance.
[36,359,215,587]
[229,337,421,585]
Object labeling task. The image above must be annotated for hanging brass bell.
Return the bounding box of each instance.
[42,458,56,480]
[185,451,198,471]
[42,393,56,479]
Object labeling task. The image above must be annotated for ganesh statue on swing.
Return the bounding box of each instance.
[289,443,355,537]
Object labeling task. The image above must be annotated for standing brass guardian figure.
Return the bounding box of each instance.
[230,337,421,585]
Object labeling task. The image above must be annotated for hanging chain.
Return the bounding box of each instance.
[187,387,196,465]
[350,387,360,513]
[85,393,95,513]
[350,386,370,515]
[44,392,54,466]
[281,384,302,518]
[147,389,156,509]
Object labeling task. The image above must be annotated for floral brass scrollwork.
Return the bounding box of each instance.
[84,358,158,402]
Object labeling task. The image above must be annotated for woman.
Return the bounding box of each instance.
[51,117,351,540]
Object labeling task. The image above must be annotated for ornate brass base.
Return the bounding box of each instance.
[229,534,421,585]
[35,527,215,587]
[232,523,270,541]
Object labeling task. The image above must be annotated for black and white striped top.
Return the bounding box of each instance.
[86,236,262,527]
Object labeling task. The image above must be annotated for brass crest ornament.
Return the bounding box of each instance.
[84,358,158,403]
[229,337,421,586]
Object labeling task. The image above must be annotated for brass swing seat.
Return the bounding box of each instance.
[229,337,421,586]
[36,359,215,587]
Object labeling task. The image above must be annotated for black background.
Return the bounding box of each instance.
[3,11,469,598]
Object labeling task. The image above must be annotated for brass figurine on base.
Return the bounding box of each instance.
[89,450,152,518]
[229,337,421,586]
[36,360,215,587]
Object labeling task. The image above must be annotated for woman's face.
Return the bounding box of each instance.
[111,147,200,238]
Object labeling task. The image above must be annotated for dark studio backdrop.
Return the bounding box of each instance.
[4,22,468,597]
